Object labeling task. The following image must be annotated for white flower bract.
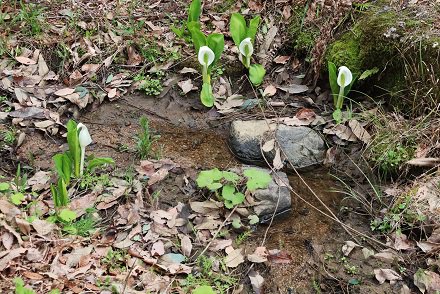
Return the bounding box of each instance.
[198,46,215,67]
[337,66,353,87]
[239,37,253,57]
[77,123,92,148]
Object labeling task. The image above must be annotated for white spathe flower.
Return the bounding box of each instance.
[337,66,353,87]
[77,123,92,148]
[198,46,215,67]
[77,123,92,176]
[239,37,253,57]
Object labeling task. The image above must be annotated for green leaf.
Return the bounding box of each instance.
[343,73,358,97]
[192,285,215,294]
[332,109,343,124]
[222,171,240,183]
[0,182,10,192]
[66,120,81,178]
[247,15,261,42]
[196,168,223,190]
[58,208,77,222]
[348,278,360,285]
[50,184,58,207]
[53,153,71,185]
[188,22,206,52]
[201,83,214,107]
[249,64,265,86]
[87,157,114,172]
[248,214,259,225]
[229,13,247,46]
[222,185,245,207]
[188,0,201,23]
[244,168,271,191]
[232,218,242,228]
[222,185,236,201]
[10,192,25,205]
[207,33,224,66]
[359,67,379,80]
[328,61,339,106]
[170,25,184,38]
[56,178,69,207]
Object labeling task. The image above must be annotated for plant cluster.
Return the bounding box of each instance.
[50,120,114,222]
[134,72,164,96]
[176,0,265,107]
[196,168,271,209]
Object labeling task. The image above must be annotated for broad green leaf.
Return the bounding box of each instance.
[0,182,9,192]
[58,208,77,222]
[207,182,222,190]
[66,120,80,177]
[224,199,234,209]
[196,168,223,189]
[222,185,245,207]
[193,285,215,294]
[222,171,240,183]
[248,214,259,225]
[87,157,115,172]
[249,64,265,86]
[247,15,261,42]
[171,25,184,38]
[328,61,338,106]
[222,185,236,201]
[201,83,214,107]
[359,67,379,80]
[188,0,201,23]
[188,22,206,52]
[244,168,271,191]
[10,192,25,205]
[229,13,247,46]
[207,33,224,66]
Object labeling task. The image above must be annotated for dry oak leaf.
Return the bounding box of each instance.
[225,248,245,268]
[248,246,268,263]
[374,268,402,285]
[16,56,36,65]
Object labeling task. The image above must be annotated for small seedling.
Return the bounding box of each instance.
[134,73,163,96]
[135,116,160,159]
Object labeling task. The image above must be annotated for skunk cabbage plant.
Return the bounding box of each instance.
[189,22,224,107]
[328,62,355,124]
[229,13,265,86]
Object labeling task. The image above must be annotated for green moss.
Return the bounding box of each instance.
[326,31,362,75]
[288,5,320,58]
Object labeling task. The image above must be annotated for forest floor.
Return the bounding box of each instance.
[0,0,439,293]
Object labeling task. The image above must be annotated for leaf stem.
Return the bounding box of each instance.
[80,147,85,176]
[336,85,345,110]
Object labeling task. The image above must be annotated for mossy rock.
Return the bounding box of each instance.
[325,2,440,116]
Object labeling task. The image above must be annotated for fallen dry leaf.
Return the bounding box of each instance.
[16,56,36,65]
[249,270,264,294]
[54,88,75,96]
[268,249,292,264]
[374,268,402,285]
[348,119,371,143]
[342,240,360,256]
[277,84,308,94]
[263,85,277,97]
[180,235,192,257]
[225,248,245,268]
[32,219,56,235]
[296,108,316,120]
[178,79,194,94]
[414,269,440,294]
[247,247,268,263]
[273,55,290,64]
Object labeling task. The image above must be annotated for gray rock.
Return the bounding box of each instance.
[229,120,326,169]
[251,168,291,218]
[229,120,275,164]
[270,125,326,169]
